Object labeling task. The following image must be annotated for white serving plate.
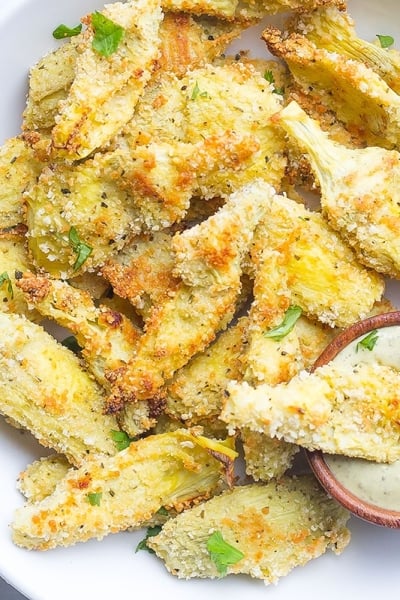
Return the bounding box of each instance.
[0,0,400,599]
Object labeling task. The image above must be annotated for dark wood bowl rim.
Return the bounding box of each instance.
[306,311,400,528]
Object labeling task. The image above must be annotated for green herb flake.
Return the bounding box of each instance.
[191,81,201,100]
[206,531,244,576]
[0,272,13,299]
[68,226,93,271]
[87,492,102,506]
[356,329,379,352]
[91,11,124,57]
[156,506,169,517]
[190,81,209,100]
[110,429,134,451]
[263,70,284,95]
[377,34,394,48]
[135,525,162,554]
[52,23,82,39]
[264,305,302,341]
[264,69,275,84]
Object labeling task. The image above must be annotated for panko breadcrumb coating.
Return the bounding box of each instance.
[223,361,400,463]
[148,476,350,582]
[275,101,400,278]
[12,430,236,550]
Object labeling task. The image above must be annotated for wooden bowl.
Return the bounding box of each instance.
[306,311,400,528]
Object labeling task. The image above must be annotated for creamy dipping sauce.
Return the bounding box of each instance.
[324,325,400,511]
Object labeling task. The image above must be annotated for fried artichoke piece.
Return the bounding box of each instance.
[254,193,384,327]
[98,61,286,229]
[0,233,41,321]
[22,12,249,135]
[289,6,400,95]
[0,312,120,466]
[99,134,261,229]
[17,454,72,503]
[106,179,271,411]
[12,429,236,550]
[275,101,400,278]
[49,0,163,160]
[243,247,303,386]
[16,273,141,390]
[116,397,165,438]
[223,361,400,463]
[0,137,43,229]
[25,161,142,278]
[148,477,350,581]
[244,198,342,371]
[23,40,79,133]
[100,231,179,319]
[181,62,286,193]
[157,12,252,77]
[240,430,300,481]
[263,27,400,149]
[162,0,344,21]
[165,316,248,425]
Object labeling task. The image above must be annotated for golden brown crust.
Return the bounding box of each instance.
[100,231,179,319]
[224,362,400,462]
[12,430,234,550]
[105,180,272,410]
[0,312,120,466]
[17,272,141,393]
[148,476,350,581]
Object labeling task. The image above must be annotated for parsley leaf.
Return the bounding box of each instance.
[52,23,82,39]
[263,69,284,95]
[68,226,93,271]
[110,429,134,451]
[264,305,302,341]
[0,271,13,299]
[264,69,275,84]
[377,34,394,48]
[87,492,102,506]
[135,525,162,554]
[91,11,124,57]
[356,329,379,352]
[190,81,210,100]
[206,531,244,576]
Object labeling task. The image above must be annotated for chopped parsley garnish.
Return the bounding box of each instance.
[356,329,379,352]
[135,525,162,554]
[264,69,275,84]
[91,11,124,57]
[68,226,93,271]
[87,492,102,506]
[61,335,82,354]
[52,23,82,39]
[377,34,394,48]
[110,429,134,451]
[263,69,284,95]
[273,85,284,96]
[0,271,13,299]
[264,305,302,341]
[206,531,244,576]
[190,81,210,100]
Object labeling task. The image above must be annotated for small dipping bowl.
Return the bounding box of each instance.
[307,310,400,528]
